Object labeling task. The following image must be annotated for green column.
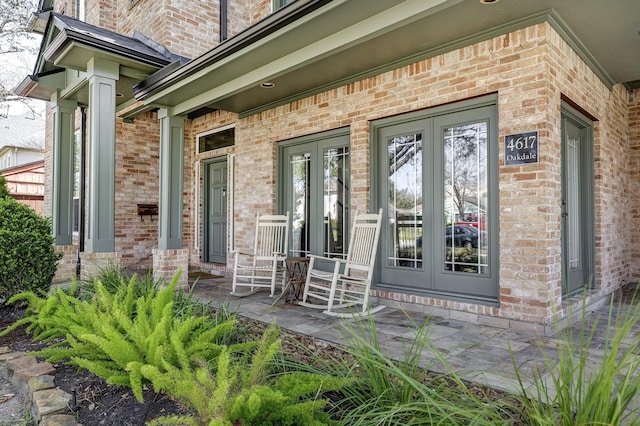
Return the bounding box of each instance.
[50,93,77,245]
[158,109,185,250]
[85,58,119,253]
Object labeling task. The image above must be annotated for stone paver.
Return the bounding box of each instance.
[0,351,81,426]
[191,277,639,395]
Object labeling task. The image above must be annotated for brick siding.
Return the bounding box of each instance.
[188,22,631,325]
[41,1,638,326]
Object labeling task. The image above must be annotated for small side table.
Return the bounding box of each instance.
[284,257,309,303]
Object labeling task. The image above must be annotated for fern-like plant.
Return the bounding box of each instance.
[145,325,351,426]
[2,270,237,402]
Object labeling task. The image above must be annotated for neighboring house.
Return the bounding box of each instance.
[0,145,44,171]
[15,0,640,331]
[0,160,45,215]
[0,106,45,170]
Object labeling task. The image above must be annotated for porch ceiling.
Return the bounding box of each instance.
[134,0,640,118]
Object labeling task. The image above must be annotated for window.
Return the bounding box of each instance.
[197,125,235,154]
[372,95,498,303]
[273,0,296,12]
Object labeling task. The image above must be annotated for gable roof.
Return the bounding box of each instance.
[16,12,184,104]
[36,13,184,75]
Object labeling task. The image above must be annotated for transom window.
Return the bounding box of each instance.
[197,126,235,154]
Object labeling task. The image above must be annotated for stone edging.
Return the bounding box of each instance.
[0,346,82,426]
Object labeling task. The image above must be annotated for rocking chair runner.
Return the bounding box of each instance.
[231,212,290,297]
[299,209,384,318]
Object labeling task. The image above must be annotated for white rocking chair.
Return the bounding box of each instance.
[231,212,289,297]
[299,209,384,318]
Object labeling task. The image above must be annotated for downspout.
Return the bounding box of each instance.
[75,106,87,278]
[220,0,228,41]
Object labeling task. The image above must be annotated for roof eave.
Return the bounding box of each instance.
[134,0,332,99]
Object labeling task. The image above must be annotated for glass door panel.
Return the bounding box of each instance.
[562,113,593,297]
[442,122,489,275]
[290,151,311,257]
[387,133,423,269]
[323,147,349,258]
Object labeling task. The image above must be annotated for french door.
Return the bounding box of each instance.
[373,96,498,303]
[278,129,350,259]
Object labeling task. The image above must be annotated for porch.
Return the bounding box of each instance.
[186,271,634,396]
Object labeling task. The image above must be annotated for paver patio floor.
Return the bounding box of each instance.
[188,273,639,396]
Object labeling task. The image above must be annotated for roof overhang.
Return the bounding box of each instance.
[17,12,177,107]
[134,0,640,118]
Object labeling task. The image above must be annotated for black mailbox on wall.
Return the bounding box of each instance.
[137,203,158,221]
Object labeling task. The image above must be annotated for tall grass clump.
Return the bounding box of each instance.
[512,288,640,426]
[326,313,518,425]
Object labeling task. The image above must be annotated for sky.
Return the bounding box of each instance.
[0,22,45,150]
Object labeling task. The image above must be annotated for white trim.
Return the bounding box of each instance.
[229,153,235,252]
[194,160,200,250]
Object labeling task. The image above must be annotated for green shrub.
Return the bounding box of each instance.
[0,196,61,301]
[145,325,350,426]
[0,175,10,199]
[2,271,239,402]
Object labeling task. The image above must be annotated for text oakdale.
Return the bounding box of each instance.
[506,151,537,162]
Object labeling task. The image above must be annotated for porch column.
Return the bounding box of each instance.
[50,93,79,282]
[83,58,121,275]
[154,109,187,287]
[50,93,77,246]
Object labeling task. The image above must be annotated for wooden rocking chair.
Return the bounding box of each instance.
[299,209,384,318]
[231,212,289,297]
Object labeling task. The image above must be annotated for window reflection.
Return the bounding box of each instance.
[290,153,310,257]
[387,133,423,268]
[324,147,349,258]
[443,123,489,274]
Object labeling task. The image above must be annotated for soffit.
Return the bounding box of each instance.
[135,0,640,117]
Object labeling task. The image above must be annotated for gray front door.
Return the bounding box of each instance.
[205,159,227,263]
[561,110,594,296]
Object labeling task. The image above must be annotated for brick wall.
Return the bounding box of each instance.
[629,88,640,280]
[84,0,117,31]
[77,0,274,61]
[189,22,631,325]
[113,112,161,271]
[546,29,631,303]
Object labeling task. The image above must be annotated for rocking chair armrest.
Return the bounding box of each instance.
[231,250,254,257]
